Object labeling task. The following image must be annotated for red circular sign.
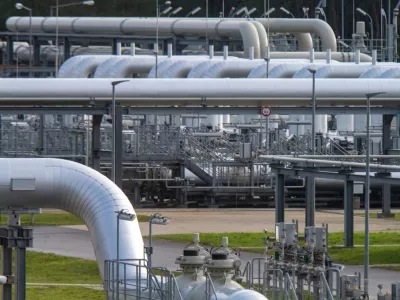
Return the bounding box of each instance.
[261,106,272,117]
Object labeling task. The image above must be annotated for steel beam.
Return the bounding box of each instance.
[382,183,392,215]
[305,177,315,226]
[382,115,394,163]
[6,35,13,66]
[127,106,400,115]
[33,36,41,67]
[2,247,12,300]
[91,114,102,171]
[115,105,123,188]
[274,167,400,185]
[64,37,71,61]
[344,180,354,247]
[16,248,26,300]
[38,114,45,155]
[275,173,285,223]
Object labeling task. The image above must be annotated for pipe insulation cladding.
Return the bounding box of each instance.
[6,17,336,51]
[0,79,400,105]
[0,158,144,280]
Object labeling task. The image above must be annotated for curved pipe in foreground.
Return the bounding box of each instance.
[58,55,115,78]
[380,68,400,78]
[0,158,144,280]
[256,18,336,51]
[359,66,400,78]
[202,60,265,78]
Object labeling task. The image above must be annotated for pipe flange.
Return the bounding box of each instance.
[71,17,83,34]
[170,19,181,36]
[120,18,131,35]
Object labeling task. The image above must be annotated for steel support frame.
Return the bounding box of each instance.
[2,247,12,300]
[344,179,354,247]
[275,173,285,223]
[381,115,394,216]
[305,176,315,227]
[91,114,103,171]
[115,105,123,188]
[64,37,71,61]
[16,248,26,300]
[382,183,392,215]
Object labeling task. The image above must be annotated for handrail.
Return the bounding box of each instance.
[284,273,299,300]
[205,272,219,300]
[319,272,335,300]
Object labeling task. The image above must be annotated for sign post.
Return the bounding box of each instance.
[261,106,272,152]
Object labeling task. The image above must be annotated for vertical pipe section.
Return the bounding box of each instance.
[223,45,228,60]
[16,248,27,300]
[305,177,316,226]
[130,43,136,56]
[115,105,123,188]
[275,173,285,223]
[2,247,12,300]
[209,45,214,59]
[344,180,354,247]
[364,95,371,297]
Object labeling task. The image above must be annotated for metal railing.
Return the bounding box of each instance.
[104,259,183,300]
[205,272,219,300]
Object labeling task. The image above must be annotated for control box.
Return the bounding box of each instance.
[275,223,298,246]
[305,226,327,251]
[341,275,361,299]
[392,283,400,300]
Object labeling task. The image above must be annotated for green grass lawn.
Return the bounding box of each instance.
[26,286,105,300]
[153,232,400,266]
[372,265,400,272]
[355,213,400,221]
[0,251,104,300]
[0,212,150,226]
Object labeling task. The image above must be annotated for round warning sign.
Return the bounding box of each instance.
[261,106,272,117]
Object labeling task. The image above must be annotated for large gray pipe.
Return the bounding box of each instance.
[6,17,262,58]
[1,79,400,106]
[0,158,144,280]
[7,17,336,53]
[255,18,336,51]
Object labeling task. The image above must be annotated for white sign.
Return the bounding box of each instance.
[261,106,272,117]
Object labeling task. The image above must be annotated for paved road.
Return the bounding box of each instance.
[31,226,399,294]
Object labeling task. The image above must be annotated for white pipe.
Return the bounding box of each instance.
[209,45,214,59]
[3,79,400,105]
[326,49,332,64]
[116,42,122,56]
[203,60,265,78]
[380,68,400,78]
[359,66,400,78]
[0,158,144,280]
[167,43,173,58]
[130,43,135,56]
[249,46,255,60]
[355,49,361,64]
[255,18,337,51]
[310,48,315,63]
[223,46,229,60]
[269,51,372,62]
[372,50,377,65]
[7,17,336,54]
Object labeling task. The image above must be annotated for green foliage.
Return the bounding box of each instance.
[26,286,105,300]
[0,212,84,226]
[0,212,149,226]
[154,231,400,265]
[25,252,101,284]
